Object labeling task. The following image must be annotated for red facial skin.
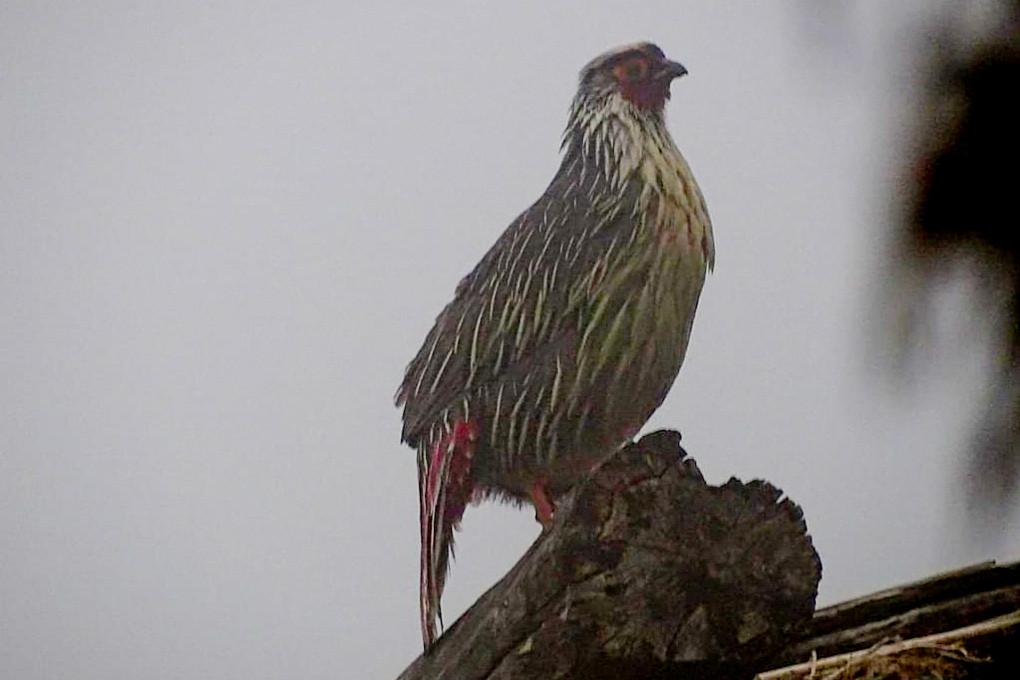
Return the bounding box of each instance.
[613,56,673,112]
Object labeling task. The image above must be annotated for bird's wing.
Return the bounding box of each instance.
[395,187,631,445]
[400,185,630,648]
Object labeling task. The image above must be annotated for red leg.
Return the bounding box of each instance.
[528,478,556,529]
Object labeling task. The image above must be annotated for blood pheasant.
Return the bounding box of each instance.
[395,42,715,648]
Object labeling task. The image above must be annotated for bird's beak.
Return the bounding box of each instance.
[655,60,688,81]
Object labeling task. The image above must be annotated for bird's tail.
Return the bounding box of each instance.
[418,419,477,649]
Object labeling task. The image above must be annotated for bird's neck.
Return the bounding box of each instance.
[560,93,688,200]
[558,92,715,269]
[561,93,654,185]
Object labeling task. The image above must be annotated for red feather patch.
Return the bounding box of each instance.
[419,419,477,647]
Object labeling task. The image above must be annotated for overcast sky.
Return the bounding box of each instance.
[3,2,1018,678]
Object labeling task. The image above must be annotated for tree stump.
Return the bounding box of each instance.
[397,430,822,680]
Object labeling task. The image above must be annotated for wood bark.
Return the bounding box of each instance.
[762,560,1020,678]
[397,430,823,680]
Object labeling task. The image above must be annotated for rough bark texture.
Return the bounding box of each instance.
[778,561,1020,664]
[763,560,1020,679]
[397,430,822,680]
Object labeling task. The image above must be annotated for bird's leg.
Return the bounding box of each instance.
[528,478,556,529]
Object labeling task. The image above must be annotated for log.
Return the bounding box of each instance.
[802,560,1020,645]
[397,430,822,680]
[760,610,1020,680]
[762,559,1020,678]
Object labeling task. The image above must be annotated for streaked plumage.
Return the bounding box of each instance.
[395,42,715,648]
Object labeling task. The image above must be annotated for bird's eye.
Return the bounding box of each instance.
[614,57,649,83]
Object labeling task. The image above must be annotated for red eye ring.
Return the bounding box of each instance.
[613,57,649,83]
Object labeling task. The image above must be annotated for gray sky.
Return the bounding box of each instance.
[3,2,1018,678]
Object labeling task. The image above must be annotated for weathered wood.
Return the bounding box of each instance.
[782,584,1020,664]
[760,610,1020,680]
[806,560,1020,639]
[770,560,1020,667]
[397,430,822,680]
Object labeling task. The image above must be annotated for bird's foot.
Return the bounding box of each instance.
[528,479,556,530]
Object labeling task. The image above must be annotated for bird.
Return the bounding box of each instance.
[395,42,714,649]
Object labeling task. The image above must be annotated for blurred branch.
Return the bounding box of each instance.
[887,0,1020,510]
